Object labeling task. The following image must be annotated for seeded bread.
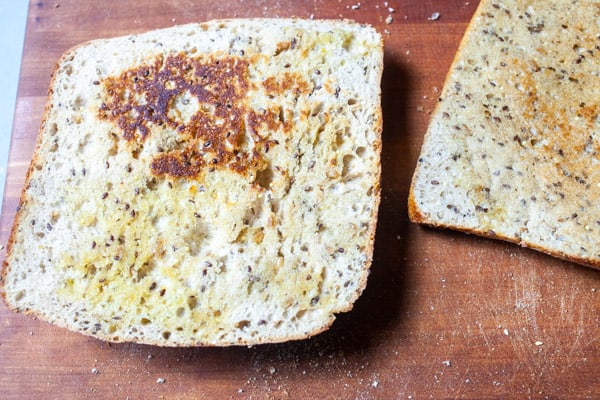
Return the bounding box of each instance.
[1,19,383,346]
[409,0,600,269]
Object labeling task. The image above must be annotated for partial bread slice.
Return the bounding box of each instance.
[1,19,383,346]
[409,0,600,269]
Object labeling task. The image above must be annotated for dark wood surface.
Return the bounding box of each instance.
[1,1,599,399]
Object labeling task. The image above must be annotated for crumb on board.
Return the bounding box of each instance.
[428,12,441,21]
[385,15,393,24]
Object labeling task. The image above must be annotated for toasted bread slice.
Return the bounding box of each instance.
[1,19,383,346]
[409,0,600,269]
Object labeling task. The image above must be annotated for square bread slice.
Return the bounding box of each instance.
[1,19,383,346]
[409,0,600,269]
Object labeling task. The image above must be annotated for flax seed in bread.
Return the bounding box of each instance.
[1,19,383,346]
[409,0,600,269]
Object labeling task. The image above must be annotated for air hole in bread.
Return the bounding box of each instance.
[136,261,153,282]
[140,317,151,325]
[85,263,96,276]
[235,320,250,330]
[146,177,159,191]
[342,154,355,178]
[49,141,59,153]
[162,331,171,340]
[355,146,366,157]
[176,307,185,318]
[187,296,197,310]
[131,147,141,159]
[335,129,344,147]
[73,96,84,111]
[14,290,25,302]
[311,102,323,116]
[255,165,274,190]
[63,64,73,76]
[108,134,119,156]
[49,123,58,136]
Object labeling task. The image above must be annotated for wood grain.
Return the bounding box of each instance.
[1,1,599,399]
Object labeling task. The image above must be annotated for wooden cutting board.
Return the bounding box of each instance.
[1,1,599,398]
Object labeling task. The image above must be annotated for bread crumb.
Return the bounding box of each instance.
[156,377,166,384]
[503,328,510,336]
[385,15,393,24]
[442,360,451,366]
[534,341,544,346]
[91,368,99,374]
[428,12,441,21]
[268,366,277,374]
[350,3,361,10]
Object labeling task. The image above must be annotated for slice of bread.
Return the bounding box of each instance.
[1,19,383,346]
[409,0,600,269]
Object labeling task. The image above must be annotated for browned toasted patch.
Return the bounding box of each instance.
[98,52,304,179]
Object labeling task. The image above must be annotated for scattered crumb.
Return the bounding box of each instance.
[29,331,33,336]
[428,12,441,21]
[156,377,166,384]
[371,380,379,388]
[268,366,277,375]
[385,15,394,24]
[349,2,361,10]
[384,29,391,35]
[388,7,395,13]
[534,341,544,346]
[238,388,244,394]
[91,368,99,374]
[442,360,451,367]
[0,244,4,250]
[503,328,510,336]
